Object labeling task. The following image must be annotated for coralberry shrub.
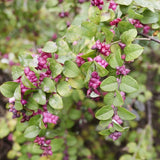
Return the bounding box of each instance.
[1,0,160,159]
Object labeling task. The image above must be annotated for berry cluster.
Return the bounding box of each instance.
[109,131,122,141]
[34,136,52,156]
[43,112,59,124]
[24,67,38,87]
[91,0,104,10]
[8,104,20,119]
[116,65,130,76]
[110,18,122,26]
[109,0,117,11]
[88,55,109,68]
[128,19,150,34]
[107,104,124,140]
[76,53,85,67]
[59,12,69,18]
[87,71,101,96]
[92,40,111,56]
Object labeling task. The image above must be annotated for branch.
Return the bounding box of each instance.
[138,32,160,44]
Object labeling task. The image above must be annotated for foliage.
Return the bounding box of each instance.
[0,0,160,159]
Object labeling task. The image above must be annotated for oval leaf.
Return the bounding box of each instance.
[95,106,114,120]
[117,107,136,120]
[24,125,40,138]
[120,75,138,93]
[49,94,63,109]
[100,76,118,91]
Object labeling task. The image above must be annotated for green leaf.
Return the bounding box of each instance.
[49,94,63,109]
[134,0,155,12]
[120,76,138,93]
[15,101,23,110]
[99,129,110,136]
[0,119,10,138]
[46,0,58,8]
[68,77,84,89]
[27,97,39,110]
[88,6,101,24]
[40,77,56,93]
[100,76,118,91]
[113,121,124,132]
[48,58,63,78]
[57,81,72,97]
[116,0,132,5]
[65,25,82,42]
[42,41,57,53]
[109,45,123,68]
[81,21,98,38]
[120,155,132,160]
[113,90,124,106]
[32,90,46,105]
[63,60,80,78]
[128,8,143,19]
[118,21,135,33]
[14,85,21,100]
[21,75,37,88]
[141,10,159,24]
[11,66,23,80]
[95,106,114,120]
[121,29,137,45]
[104,93,114,106]
[124,44,144,61]
[69,109,81,120]
[102,27,114,43]
[95,61,109,77]
[29,115,41,126]
[24,125,40,138]
[51,139,64,152]
[0,82,19,98]
[117,107,136,120]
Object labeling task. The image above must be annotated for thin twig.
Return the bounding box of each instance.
[138,32,160,44]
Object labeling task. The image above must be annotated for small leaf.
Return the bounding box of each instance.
[21,75,37,88]
[120,75,138,93]
[48,59,63,78]
[42,41,57,53]
[109,45,123,68]
[95,106,114,120]
[57,81,72,97]
[27,97,39,110]
[113,90,124,106]
[69,109,81,120]
[100,76,118,91]
[121,29,137,45]
[15,101,23,110]
[118,21,135,33]
[117,107,136,120]
[116,0,132,5]
[102,27,114,43]
[0,82,19,98]
[113,121,124,132]
[63,60,80,78]
[88,6,101,24]
[14,85,21,100]
[40,78,56,93]
[95,61,109,77]
[32,90,46,105]
[81,21,98,38]
[65,25,82,42]
[104,93,114,106]
[124,44,144,61]
[24,125,40,138]
[99,129,110,136]
[11,66,23,80]
[68,77,84,89]
[49,94,63,109]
